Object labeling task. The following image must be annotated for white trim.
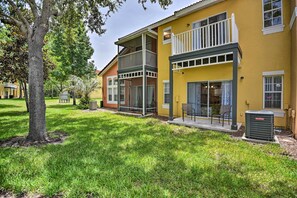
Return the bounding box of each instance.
[172,52,234,70]
[163,26,172,44]
[264,109,285,117]
[262,0,284,35]
[162,104,169,109]
[262,75,284,110]
[262,25,285,35]
[107,75,118,104]
[163,81,170,106]
[290,7,297,29]
[262,70,284,76]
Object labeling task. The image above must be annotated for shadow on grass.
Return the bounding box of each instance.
[0,104,21,109]
[46,104,77,110]
[0,111,28,118]
[0,104,297,197]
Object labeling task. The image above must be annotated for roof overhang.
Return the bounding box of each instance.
[98,58,117,77]
[115,0,225,45]
[115,28,157,46]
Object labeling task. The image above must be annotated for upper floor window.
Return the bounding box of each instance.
[163,27,172,44]
[263,0,284,34]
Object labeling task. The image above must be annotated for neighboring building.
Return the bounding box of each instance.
[112,0,295,131]
[0,82,22,99]
[90,70,103,99]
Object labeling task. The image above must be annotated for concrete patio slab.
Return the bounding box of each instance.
[168,117,241,133]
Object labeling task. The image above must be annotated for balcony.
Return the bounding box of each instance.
[172,14,239,56]
[118,50,157,71]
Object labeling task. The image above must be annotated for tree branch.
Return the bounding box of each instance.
[40,0,53,25]
[0,11,27,34]
[6,0,30,28]
[24,0,39,19]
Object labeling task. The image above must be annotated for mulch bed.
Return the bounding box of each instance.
[277,134,297,160]
[0,131,68,148]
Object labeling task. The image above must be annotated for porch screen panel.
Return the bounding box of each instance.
[147,86,155,108]
[221,81,232,117]
[187,82,202,116]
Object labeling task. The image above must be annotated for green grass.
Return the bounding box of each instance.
[0,99,296,197]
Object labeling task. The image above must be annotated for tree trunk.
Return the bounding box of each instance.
[19,83,23,99]
[26,36,47,142]
[23,82,29,113]
[73,92,76,105]
[51,84,54,99]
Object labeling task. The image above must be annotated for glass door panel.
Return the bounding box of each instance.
[188,81,232,117]
[209,82,222,115]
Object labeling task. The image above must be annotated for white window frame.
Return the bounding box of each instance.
[163,80,170,109]
[262,71,284,117]
[163,27,172,44]
[262,0,284,35]
[107,75,118,104]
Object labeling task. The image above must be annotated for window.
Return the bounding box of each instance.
[107,76,118,104]
[163,81,170,105]
[264,75,283,109]
[262,0,283,34]
[163,27,172,44]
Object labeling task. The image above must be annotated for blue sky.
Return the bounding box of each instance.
[89,0,198,70]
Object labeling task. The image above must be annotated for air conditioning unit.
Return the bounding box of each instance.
[245,110,274,141]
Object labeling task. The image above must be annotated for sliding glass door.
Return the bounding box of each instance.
[130,85,155,108]
[187,81,232,117]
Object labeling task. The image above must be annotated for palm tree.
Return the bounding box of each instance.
[65,75,99,108]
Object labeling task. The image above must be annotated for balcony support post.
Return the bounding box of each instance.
[117,45,121,111]
[142,33,147,116]
[169,61,174,121]
[231,49,238,130]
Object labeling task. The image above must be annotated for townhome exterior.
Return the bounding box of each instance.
[115,31,158,114]
[290,0,297,138]
[114,0,295,132]
[99,55,119,109]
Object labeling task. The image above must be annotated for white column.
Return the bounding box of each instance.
[142,33,147,115]
[231,13,238,43]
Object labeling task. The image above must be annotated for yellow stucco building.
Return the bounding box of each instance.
[89,70,103,99]
[115,0,296,134]
[0,82,22,99]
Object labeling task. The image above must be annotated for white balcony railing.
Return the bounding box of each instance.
[172,13,239,56]
[118,50,157,70]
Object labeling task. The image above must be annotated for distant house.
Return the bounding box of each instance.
[90,70,103,99]
[0,82,22,99]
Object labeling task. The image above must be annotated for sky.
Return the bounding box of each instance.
[89,0,198,70]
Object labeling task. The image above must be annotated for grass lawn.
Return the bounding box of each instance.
[0,99,297,197]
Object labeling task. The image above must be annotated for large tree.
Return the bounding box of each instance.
[49,18,95,105]
[0,25,55,112]
[0,0,172,142]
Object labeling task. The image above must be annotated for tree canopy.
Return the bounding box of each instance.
[0,0,172,142]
